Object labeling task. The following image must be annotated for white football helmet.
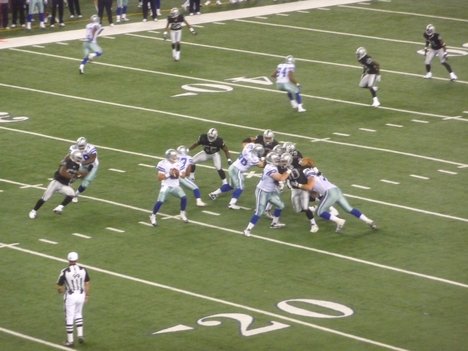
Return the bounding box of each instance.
[207,128,218,142]
[70,150,83,163]
[425,24,435,37]
[263,129,275,145]
[284,55,295,64]
[252,144,265,157]
[165,149,178,162]
[356,47,367,60]
[76,137,87,151]
[272,144,286,155]
[265,152,281,166]
[170,7,179,18]
[90,15,99,23]
[177,145,189,155]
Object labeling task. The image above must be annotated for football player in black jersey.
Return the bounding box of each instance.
[242,129,279,157]
[356,47,381,107]
[423,24,457,81]
[189,128,232,186]
[163,7,197,61]
[29,150,86,219]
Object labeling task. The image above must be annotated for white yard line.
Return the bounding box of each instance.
[1,178,467,290]
[0,243,413,351]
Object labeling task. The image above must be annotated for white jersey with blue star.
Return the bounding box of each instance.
[275,62,295,84]
[303,167,336,194]
[257,163,280,192]
[69,143,99,166]
[233,143,260,172]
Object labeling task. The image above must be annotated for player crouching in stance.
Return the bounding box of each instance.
[356,47,381,107]
[79,15,104,74]
[271,55,306,112]
[163,7,197,62]
[29,150,86,219]
[294,157,377,232]
[423,24,457,81]
[149,149,189,226]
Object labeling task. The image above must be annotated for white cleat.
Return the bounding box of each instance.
[310,224,319,233]
[79,64,84,74]
[53,205,64,215]
[29,209,37,219]
[228,204,241,210]
[270,222,286,229]
[149,214,157,226]
[180,212,189,223]
[372,97,381,107]
[335,218,346,232]
[72,196,79,203]
[208,192,218,200]
[424,72,432,79]
[290,100,298,109]
[369,221,378,230]
[243,228,251,237]
[196,199,207,207]
[450,72,458,81]
[297,106,306,112]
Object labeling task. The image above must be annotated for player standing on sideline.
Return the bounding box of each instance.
[271,55,306,112]
[243,152,293,237]
[79,15,103,74]
[115,0,129,22]
[293,157,377,232]
[163,7,197,62]
[242,129,279,156]
[176,145,207,207]
[423,24,457,81]
[356,47,381,107]
[28,150,85,219]
[149,149,189,226]
[68,137,99,203]
[208,143,265,209]
[189,128,232,186]
[57,252,90,347]
[26,0,46,29]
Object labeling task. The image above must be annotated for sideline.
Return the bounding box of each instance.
[0,0,362,49]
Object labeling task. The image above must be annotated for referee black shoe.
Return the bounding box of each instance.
[78,337,85,344]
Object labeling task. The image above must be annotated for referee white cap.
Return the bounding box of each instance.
[67,252,79,261]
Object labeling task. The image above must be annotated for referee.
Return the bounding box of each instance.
[57,252,91,347]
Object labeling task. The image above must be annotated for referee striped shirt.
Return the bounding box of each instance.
[57,264,90,294]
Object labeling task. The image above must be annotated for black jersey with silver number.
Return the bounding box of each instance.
[197,134,226,155]
[424,32,445,50]
[167,14,185,31]
[54,157,80,186]
[358,55,380,75]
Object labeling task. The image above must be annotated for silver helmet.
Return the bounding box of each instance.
[176,145,189,155]
[207,128,218,142]
[356,47,367,60]
[165,148,178,162]
[76,137,87,151]
[70,150,83,163]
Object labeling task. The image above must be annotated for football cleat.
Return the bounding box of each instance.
[53,205,64,214]
[29,209,37,219]
[180,212,189,223]
[369,221,378,230]
[372,97,381,107]
[63,341,74,347]
[78,337,85,344]
[424,72,432,79]
[208,192,218,200]
[149,214,157,226]
[297,105,306,112]
[270,222,286,229]
[290,100,298,109]
[335,218,346,232]
[310,224,319,233]
[228,204,241,210]
[72,196,79,203]
[196,199,207,207]
[79,64,84,74]
[243,228,251,237]
[450,72,458,81]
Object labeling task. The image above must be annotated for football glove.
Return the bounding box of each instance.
[189,27,197,35]
[163,31,168,40]
[227,158,232,165]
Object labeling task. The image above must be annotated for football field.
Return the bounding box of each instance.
[1,0,467,350]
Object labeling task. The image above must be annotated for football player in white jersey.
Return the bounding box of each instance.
[79,15,103,74]
[243,152,292,237]
[149,149,188,226]
[295,158,377,232]
[68,137,99,203]
[271,55,306,112]
[208,143,264,209]
[176,145,206,207]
